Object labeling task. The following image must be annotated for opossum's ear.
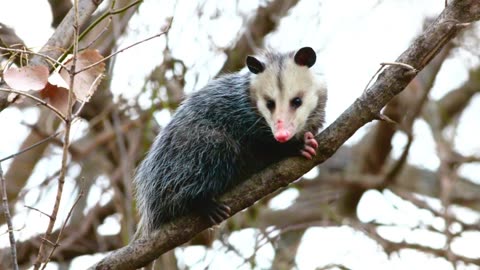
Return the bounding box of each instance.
[246,56,265,74]
[294,47,316,68]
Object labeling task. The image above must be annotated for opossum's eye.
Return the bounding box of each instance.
[290,97,302,109]
[266,99,276,111]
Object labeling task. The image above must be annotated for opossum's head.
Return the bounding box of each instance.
[247,47,324,143]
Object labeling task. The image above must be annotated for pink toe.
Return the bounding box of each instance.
[301,150,312,160]
[306,138,318,149]
[304,145,316,156]
[304,132,314,140]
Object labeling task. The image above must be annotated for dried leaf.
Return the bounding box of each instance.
[3,65,49,91]
[40,83,71,115]
[60,49,105,102]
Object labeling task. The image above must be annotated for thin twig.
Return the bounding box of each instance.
[363,65,384,92]
[0,130,63,162]
[79,18,112,51]
[364,61,419,93]
[79,0,118,51]
[374,112,398,124]
[0,88,66,121]
[318,264,352,270]
[0,163,19,270]
[0,46,68,70]
[40,188,85,270]
[57,0,143,65]
[79,0,142,51]
[363,62,417,93]
[380,61,418,72]
[74,28,171,75]
[1,225,25,236]
[24,205,53,219]
[460,155,480,163]
[38,237,57,247]
[33,1,80,268]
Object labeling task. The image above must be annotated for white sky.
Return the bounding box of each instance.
[1,0,480,269]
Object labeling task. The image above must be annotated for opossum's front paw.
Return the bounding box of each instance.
[203,199,231,225]
[300,131,318,160]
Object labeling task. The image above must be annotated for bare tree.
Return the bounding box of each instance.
[0,0,480,270]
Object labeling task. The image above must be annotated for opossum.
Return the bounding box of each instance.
[134,47,327,234]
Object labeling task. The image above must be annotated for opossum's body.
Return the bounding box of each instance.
[135,47,327,234]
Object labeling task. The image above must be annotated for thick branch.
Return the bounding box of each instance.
[90,1,480,269]
[91,0,480,269]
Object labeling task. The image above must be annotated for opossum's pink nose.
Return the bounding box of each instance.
[274,120,291,143]
[275,130,290,142]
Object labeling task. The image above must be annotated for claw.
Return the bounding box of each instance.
[204,200,231,225]
[301,150,313,160]
[304,145,316,156]
[304,132,314,140]
[306,138,318,149]
[209,212,223,224]
[300,132,318,159]
[208,216,218,225]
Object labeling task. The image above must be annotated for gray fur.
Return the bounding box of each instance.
[134,49,326,235]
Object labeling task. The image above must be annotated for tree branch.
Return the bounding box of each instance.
[0,163,18,270]
[0,201,116,267]
[89,1,480,269]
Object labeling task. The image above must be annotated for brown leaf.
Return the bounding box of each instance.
[3,65,49,91]
[60,49,105,102]
[40,83,71,115]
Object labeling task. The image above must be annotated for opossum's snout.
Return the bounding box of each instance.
[273,120,294,143]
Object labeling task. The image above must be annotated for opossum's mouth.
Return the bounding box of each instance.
[273,120,295,143]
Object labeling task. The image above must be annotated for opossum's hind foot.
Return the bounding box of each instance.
[300,131,318,160]
[201,199,231,225]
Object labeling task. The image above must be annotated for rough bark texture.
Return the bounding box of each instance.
[90,1,480,269]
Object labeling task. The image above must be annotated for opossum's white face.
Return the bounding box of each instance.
[248,47,324,143]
